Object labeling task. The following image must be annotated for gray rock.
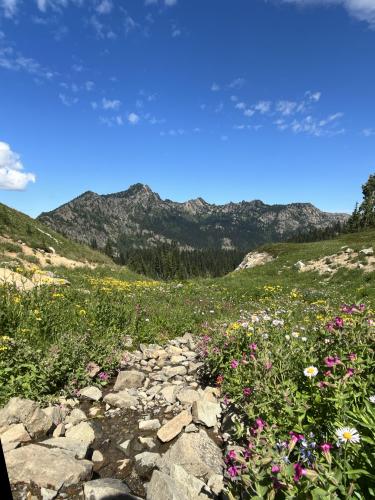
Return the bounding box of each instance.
[86,362,101,378]
[147,469,208,500]
[40,488,58,500]
[43,406,64,426]
[65,421,96,446]
[53,423,65,438]
[170,464,206,496]
[188,362,203,374]
[177,388,201,405]
[192,400,221,428]
[207,473,225,495]
[163,366,187,379]
[119,439,131,455]
[42,437,89,459]
[114,370,146,390]
[79,386,103,402]
[185,424,199,433]
[170,355,186,365]
[65,408,87,426]
[134,452,160,478]
[92,450,104,462]
[139,419,160,431]
[103,390,138,409]
[83,478,131,499]
[158,430,223,480]
[157,410,192,443]
[0,397,52,438]
[160,385,180,404]
[139,436,156,450]
[5,444,92,490]
[0,423,31,451]
[294,260,305,270]
[360,247,374,256]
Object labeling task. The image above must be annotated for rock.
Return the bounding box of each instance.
[114,370,146,390]
[192,400,221,428]
[166,346,183,356]
[92,450,104,463]
[188,362,203,374]
[345,248,354,254]
[103,391,138,409]
[134,452,160,478]
[200,386,220,402]
[177,388,201,405]
[86,362,101,378]
[140,344,162,359]
[235,251,274,271]
[360,247,374,256]
[207,474,225,496]
[119,439,131,455]
[160,385,180,404]
[0,268,35,291]
[185,424,198,433]
[53,423,65,438]
[5,444,92,490]
[139,419,160,431]
[157,410,192,443]
[158,430,223,480]
[147,469,208,500]
[170,355,186,365]
[0,423,31,452]
[65,421,96,446]
[83,478,131,499]
[40,487,58,500]
[43,406,64,426]
[170,464,206,496]
[65,408,87,426]
[79,386,103,402]
[294,261,305,270]
[163,366,187,379]
[42,437,89,459]
[139,436,156,450]
[0,397,52,437]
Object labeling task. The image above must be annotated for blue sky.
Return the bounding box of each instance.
[0,0,374,217]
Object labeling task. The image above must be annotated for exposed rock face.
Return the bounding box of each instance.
[235,251,274,271]
[0,397,52,437]
[37,183,348,251]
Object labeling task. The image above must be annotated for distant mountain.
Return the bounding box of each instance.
[37,183,349,252]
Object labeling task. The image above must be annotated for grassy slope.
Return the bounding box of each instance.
[0,202,112,264]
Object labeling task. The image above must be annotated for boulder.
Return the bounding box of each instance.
[157,410,192,443]
[192,400,221,428]
[138,419,160,431]
[0,268,35,291]
[42,437,89,459]
[0,423,31,452]
[83,478,132,499]
[114,370,146,390]
[65,408,87,426]
[65,421,96,446]
[79,386,103,402]
[158,430,223,480]
[103,390,138,409]
[360,247,374,256]
[177,388,201,405]
[147,469,208,500]
[0,397,52,437]
[5,444,92,490]
[160,385,180,404]
[134,452,160,478]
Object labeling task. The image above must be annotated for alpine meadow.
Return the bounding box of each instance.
[0,1,375,500]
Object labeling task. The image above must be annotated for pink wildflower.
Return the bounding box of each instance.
[230,359,239,369]
[324,356,340,367]
[348,353,357,362]
[271,465,281,474]
[249,343,258,351]
[243,387,252,397]
[320,443,332,453]
[335,317,344,329]
[293,463,306,482]
[98,371,109,381]
[227,465,239,477]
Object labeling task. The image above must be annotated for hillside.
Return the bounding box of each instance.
[37,183,348,252]
[0,202,112,267]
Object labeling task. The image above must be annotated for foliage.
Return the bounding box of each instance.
[347,173,375,231]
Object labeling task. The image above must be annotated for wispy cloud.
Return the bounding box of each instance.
[211,82,220,92]
[59,93,78,106]
[96,0,113,15]
[128,112,140,124]
[102,97,121,110]
[362,128,375,137]
[145,0,178,6]
[228,77,245,89]
[0,141,36,190]
[254,100,272,114]
[100,115,123,127]
[0,42,55,80]
[1,0,18,18]
[276,0,375,28]
[276,112,345,137]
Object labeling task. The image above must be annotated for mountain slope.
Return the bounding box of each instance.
[37,183,349,251]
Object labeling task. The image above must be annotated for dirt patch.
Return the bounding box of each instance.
[300,247,375,275]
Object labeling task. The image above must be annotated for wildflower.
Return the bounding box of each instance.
[303,366,318,378]
[334,317,344,329]
[253,418,265,433]
[227,465,239,477]
[348,352,357,362]
[320,443,332,453]
[216,374,224,386]
[285,334,290,341]
[264,360,273,370]
[318,381,328,389]
[249,343,257,351]
[98,371,109,381]
[324,356,340,367]
[271,465,281,474]
[369,395,375,404]
[301,337,307,342]
[230,359,239,369]
[243,387,252,397]
[336,427,360,444]
[227,450,237,460]
[291,331,300,338]
[293,463,306,482]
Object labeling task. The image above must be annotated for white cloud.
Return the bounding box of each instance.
[85,80,94,91]
[279,0,375,27]
[0,141,36,190]
[235,102,246,110]
[215,102,224,113]
[128,112,140,124]
[230,95,238,102]
[165,0,177,5]
[96,0,112,14]
[100,115,123,127]
[254,100,272,114]
[362,128,375,137]
[211,82,220,92]
[228,77,245,89]
[171,24,181,37]
[0,44,55,80]
[306,90,321,102]
[102,97,121,110]
[276,100,298,115]
[244,108,255,117]
[1,0,18,18]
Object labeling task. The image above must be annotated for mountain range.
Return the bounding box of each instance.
[37,183,349,252]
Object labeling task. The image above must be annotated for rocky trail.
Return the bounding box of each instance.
[1,333,228,500]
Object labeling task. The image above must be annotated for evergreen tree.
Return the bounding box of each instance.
[347,173,375,230]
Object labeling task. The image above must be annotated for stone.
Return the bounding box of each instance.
[188,362,203,374]
[92,450,104,462]
[160,385,180,404]
[65,408,87,426]
[0,397,52,438]
[42,437,89,459]
[83,478,131,499]
[158,430,223,480]
[146,385,162,398]
[0,423,31,451]
[53,423,65,437]
[86,362,101,378]
[185,424,198,433]
[114,370,146,390]
[294,260,305,270]
[134,452,160,478]
[139,436,156,450]
[0,268,35,291]
[119,439,131,455]
[360,247,374,256]
[157,410,192,443]
[40,488,58,500]
[170,355,186,365]
[5,444,92,490]
[103,390,138,409]
[170,464,206,496]
[177,388,201,405]
[79,386,103,402]
[43,406,64,426]
[192,400,221,427]
[166,346,183,356]
[163,366,187,379]
[65,421,96,446]
[147,470,208,500]
[201,386,220,402]
[207,474,225,495]
[139,419,160,431]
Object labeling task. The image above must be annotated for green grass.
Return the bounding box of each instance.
[0,202,111,264]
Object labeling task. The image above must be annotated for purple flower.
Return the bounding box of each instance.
[230,359,239,369]
[324,355,340,367]
[98,371,109,381]
[348,352,357,362]
[293,463,306,482]
[320,443,332,453]
[243,387,252,397]
[227,465,239,477]
[271,465,281,474]
[334,317,344,329]
[249,343,257,351]
[227,450,237,460]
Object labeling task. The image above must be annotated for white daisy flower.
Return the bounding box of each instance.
[336,427,360,444]
[304,366,318,378]
[369,395,375,404]
[301,337,307,342]
[291,331,300,338]
[285,335,290,341]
